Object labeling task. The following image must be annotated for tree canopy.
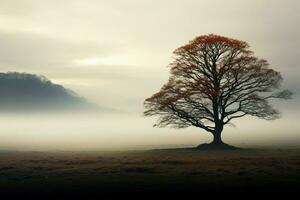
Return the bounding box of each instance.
[144,34,292,147]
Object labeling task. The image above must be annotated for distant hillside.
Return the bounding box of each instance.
[0,72,97,112]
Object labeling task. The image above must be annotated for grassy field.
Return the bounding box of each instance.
[1,148,300,198]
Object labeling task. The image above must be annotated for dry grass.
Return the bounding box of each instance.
[1,149,300,197]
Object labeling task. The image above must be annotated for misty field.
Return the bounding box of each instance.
[1,149,300,198]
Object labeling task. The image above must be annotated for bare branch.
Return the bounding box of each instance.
[144,34,292,137]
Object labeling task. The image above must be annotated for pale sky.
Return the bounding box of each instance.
[0,0,299,150]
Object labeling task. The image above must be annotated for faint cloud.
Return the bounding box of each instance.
[52,78,96,87]
[0,30,115,69]
[72,55,133,67]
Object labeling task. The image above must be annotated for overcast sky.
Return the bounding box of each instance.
[0,0,299,150]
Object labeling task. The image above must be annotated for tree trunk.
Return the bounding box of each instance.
[197,129,238,150]
[211,131,223,145]
[197,127,238,150]
[211,122,224,145]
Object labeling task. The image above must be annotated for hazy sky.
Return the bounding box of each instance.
[0,0,299,150]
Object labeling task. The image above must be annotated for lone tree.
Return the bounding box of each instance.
[144,34,292,149]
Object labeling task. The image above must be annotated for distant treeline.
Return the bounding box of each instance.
[0,72,97,112]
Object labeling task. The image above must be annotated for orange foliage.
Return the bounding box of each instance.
[144,34,292,134]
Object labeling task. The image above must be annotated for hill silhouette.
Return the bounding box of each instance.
[0,72,97,112]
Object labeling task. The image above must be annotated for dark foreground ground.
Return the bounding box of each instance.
[1,148,300,199]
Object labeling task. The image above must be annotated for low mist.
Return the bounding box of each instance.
[0,110,299,151]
